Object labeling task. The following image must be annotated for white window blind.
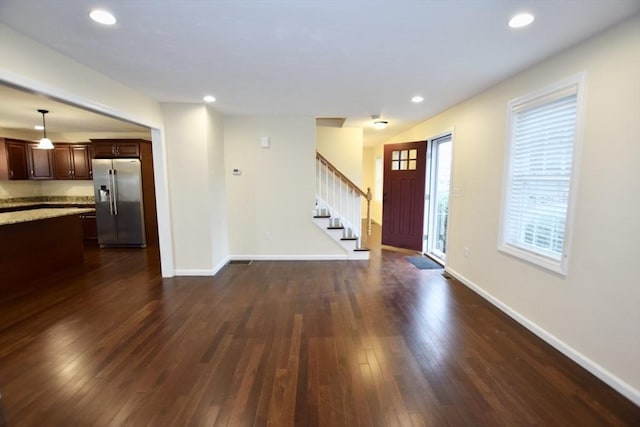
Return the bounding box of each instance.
[500,76,583,274]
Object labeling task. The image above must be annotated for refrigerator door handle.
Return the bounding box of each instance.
[111,169,118,216]
[107,169,114,215]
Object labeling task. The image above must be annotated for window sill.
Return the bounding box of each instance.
[498,243,568,277]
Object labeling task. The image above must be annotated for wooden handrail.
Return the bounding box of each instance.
[316,152,369,198]
[316,151,372,237]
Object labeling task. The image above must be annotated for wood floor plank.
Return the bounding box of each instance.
[0,225,639,426]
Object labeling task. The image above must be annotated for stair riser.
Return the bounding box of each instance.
[312,217,369,260]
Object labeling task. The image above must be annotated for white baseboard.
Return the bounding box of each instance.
[174,255,230,277]
[212,255,231,275]
[230,254,348,261]
[173,254,348,276]
[173,268,217,276]
[445,267,640,407]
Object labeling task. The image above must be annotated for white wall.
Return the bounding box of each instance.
[0,24,174,276]
[55,131,151,141]
[162,103,224,274]
[39,181,94,197]
[0,180,94,198]
[206,106,230,272]
[362,146,382,224]
[0,181,41,198]
[365,15,640,403]
[224,115,345,258]
[316,126,363,185]
[0,127,151,143]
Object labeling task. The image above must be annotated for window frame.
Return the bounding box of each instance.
[498,73,586,276]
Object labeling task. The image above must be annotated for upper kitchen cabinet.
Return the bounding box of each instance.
[92,139,140,158]
[26,143,54,180]
[0,137,29,180]
[53,144,93,180]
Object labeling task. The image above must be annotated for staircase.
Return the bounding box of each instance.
[314,152,371,260]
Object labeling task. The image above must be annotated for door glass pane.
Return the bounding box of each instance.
[409,149,417,159]
[392,161,399,170]
[432,139,452,259]
[392,150,399,160]
[400,160,407,170]
[400,150,408,160]
[408,160,416,170]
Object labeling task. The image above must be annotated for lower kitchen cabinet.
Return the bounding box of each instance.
[81,213,98,243]
[0,214,85,290]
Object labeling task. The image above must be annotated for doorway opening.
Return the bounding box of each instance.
[424,134,452,262]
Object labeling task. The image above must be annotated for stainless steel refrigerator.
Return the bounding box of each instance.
[92,158,146,247]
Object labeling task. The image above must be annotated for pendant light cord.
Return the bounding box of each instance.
[37,109,49,139]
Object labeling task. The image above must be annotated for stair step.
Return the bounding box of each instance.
[312,207,369,260]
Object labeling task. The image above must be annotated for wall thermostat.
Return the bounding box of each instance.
[232,168,242,176]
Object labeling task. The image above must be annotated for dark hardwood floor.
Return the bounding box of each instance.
[0,225,638,426]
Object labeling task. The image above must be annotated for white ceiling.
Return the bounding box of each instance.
[1,0,639,146]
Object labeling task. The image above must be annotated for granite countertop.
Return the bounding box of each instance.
[0,196,95,209]
[0,201,94,209]
[0,207,95,226]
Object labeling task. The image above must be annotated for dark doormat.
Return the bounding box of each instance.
[406,256,443,270]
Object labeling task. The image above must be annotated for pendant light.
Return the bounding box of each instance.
[36,109,54,149]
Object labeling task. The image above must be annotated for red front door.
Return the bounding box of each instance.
[382,141,427,251]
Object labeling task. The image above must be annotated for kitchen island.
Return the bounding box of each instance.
[0,207,95,295]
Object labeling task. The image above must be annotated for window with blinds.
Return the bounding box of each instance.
[499,75,584,275]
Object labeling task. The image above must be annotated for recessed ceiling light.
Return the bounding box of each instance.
[411,95,424,103]
[34,125,44,130]
[203,95,216,103]
[90,9,117,25]
[509,13,534,29]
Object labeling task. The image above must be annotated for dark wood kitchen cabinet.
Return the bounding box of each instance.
[53,144,93,180]
[1,213,85,291]
[81,213,98,244]
[26,143,54,180]
[0,137,29,180]
[92,140,140,158]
